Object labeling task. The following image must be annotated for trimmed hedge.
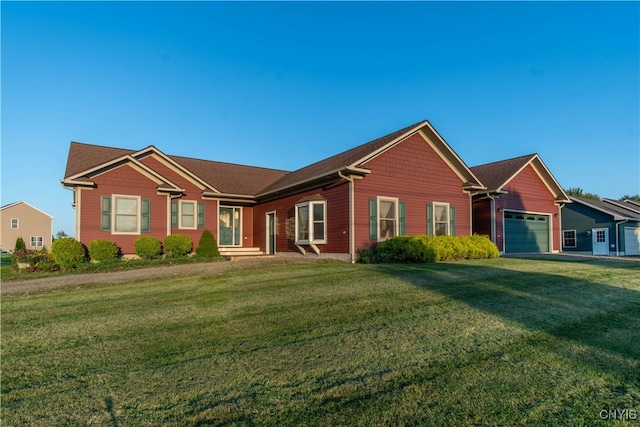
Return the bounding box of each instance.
[360,234,499,264]
[51,238,87,269]
[134,236,163,260]
[195,229,219,258]
[164,234,193,258]
[88,240,120,263]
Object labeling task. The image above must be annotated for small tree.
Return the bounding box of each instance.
[195,229,219,258]
[14,237,26,251]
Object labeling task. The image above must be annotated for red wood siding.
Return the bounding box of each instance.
[80,163,220,254]
[253,183,350,255]
[472,198,492,237]
[493,164,561,252]
[354,133,471,250]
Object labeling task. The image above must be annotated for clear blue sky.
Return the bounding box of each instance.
[2,1,639,237]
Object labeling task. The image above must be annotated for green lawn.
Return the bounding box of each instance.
[2,258,639,425]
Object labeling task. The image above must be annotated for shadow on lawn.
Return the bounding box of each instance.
[375,260,640,373]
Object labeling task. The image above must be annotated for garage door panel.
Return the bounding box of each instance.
[624,227,640,256]
[504,212,550,253]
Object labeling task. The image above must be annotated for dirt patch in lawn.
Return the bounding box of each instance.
[1,257,331,296]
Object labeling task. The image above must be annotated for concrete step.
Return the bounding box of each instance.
[219,247,264,257]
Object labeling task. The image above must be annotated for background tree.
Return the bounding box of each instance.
[564,187,600,200]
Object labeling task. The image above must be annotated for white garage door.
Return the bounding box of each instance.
[624,227,640,256]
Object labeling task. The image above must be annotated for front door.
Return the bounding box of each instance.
[219,207,242,246]
[266,212,276,254]
[592,228,609,255]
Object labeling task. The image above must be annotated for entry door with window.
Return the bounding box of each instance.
[219,207,242,246]
[592,228,609,255]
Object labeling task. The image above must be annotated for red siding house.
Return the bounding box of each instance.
[470,154,570,253]
[62,120,568,260]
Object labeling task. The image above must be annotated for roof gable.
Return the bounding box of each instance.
[0,201,54,218]
[471,154,570,203]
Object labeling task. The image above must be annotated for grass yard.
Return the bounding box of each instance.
[2,258,639,426]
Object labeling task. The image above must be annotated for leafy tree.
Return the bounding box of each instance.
[564,187,600,200]
[55,230,68,239]
[620,194,640,201]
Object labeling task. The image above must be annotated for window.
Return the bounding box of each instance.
[295,201,326,244]
[180,201,196,229]
[30,236,43,247]
[11,218,18,229]
[596,229,607,243]
[102,195,150,234]
[379,198,398,240]
[428,203,456,236]
[114,196,140,233]
[563,230,576,248]
[369,197,406,241]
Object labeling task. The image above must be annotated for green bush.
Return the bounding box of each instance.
[356,246,375,264]
[88,240,120,262]
[374,235,436,263]
[195,229,219,258]
[14,237,26,251]
[134,236,163,260]
[361,234,499,264]
[51,238,87,269]
[164,234,193,258]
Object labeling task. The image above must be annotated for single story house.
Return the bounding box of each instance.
[0,201,54,251]
[470,154,571,253]
[61,120,568,260]
[561,196,640,256]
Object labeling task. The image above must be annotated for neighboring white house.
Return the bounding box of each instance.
[0,201,54,251]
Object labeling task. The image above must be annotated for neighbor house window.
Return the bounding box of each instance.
[563,230,577,248]
[369,197,406,241]
[30,236,43,248]
[101,195,150,234]
[11,218,18,229]
[295,201,326,244]
[427,202,456,236]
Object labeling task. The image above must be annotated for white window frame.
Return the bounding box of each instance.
[295,201,326,245]
[563,230,577,248]
[377,196,399,242]
[433,202,450,236]
[112,194,141,235]
[179,200,197,230]
[11,218,19,229]
[30,236,43,248]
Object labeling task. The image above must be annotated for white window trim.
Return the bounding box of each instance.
[433,202,450,236]
[295,201,327,245]
[563,229,577,248]
[30,236,43,248]
[11,218,19,229]
[218,206,243,247]
[179,200,197,230]
[377,196,399,242]
[112,194,141,235]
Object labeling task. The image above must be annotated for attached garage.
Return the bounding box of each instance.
[504,212,550,253]
[624,227,640,256]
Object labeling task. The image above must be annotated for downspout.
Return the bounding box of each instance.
[615,219,629,256]
[338,171,356,263]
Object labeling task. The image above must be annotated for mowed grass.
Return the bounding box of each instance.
[2,258,639,426]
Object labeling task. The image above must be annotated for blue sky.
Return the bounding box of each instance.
[2,1,639,237]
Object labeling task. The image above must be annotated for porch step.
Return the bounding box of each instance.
[218,247,265,257]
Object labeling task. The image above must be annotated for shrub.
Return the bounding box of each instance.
[134,236,163,260]
[164,234,193,258]
[195,229,219,258]
[51,237,87,269]
[12,248,58,272]
[356,246,375,264]
[14,237,26,251]
[367,234,499,264]
[374,235,436,263]
[88,240,120,263]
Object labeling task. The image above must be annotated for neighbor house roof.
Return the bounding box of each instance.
[0,201,54,218]
[471,154,571,203]
[569,196,640,221]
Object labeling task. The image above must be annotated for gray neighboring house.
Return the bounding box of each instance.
[561,197,640,256]
[0,201,54,252]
